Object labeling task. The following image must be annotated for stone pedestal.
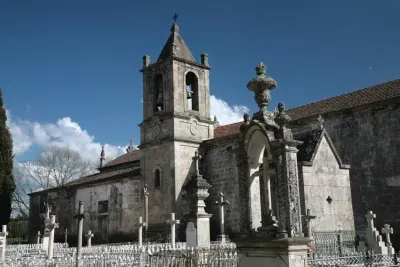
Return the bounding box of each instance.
[217,234,229,243]
[236,237,311,267]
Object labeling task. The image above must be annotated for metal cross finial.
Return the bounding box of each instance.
[173,13,179,23]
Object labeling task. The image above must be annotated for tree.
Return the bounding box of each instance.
[13,146,94,217]
[0,90,16,225]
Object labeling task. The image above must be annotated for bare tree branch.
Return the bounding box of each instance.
[12,146,95,218]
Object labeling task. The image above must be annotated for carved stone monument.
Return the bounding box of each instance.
[184,151,212,248]
[215,192,230,243]
[236,63,311,267]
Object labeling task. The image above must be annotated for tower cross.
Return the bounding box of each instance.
[173,13,179,23]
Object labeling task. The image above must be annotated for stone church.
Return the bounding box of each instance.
[28,22,400,245]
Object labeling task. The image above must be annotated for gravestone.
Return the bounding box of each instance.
[186,222,197,248]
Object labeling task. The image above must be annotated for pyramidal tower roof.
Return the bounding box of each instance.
[157,22,196,62]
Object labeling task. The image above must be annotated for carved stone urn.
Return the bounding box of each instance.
[246,62,277,111]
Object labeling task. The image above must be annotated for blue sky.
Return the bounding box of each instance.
[1,0,399,163]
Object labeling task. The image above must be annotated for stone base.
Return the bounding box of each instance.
[217,234,229,243]
[236,237,312,267]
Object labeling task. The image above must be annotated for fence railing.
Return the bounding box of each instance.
[308,253,399,267]
[6,219,28,245]
[310,230,366,259]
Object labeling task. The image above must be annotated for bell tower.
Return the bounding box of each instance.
[138,19,215,235]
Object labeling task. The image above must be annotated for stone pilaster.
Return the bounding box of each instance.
[271,139,303,238]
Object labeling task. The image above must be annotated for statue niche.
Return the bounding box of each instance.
[246,126,278,234]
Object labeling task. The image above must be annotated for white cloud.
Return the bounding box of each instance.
[6,95,248,161]
[210,95,250,125]
[6,110,127,164]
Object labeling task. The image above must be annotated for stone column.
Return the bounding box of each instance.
[73,201,87,259]
[136,216,146,246]
[36,231,41,244]
[85,230,94,248]
[184,151,213,248]
[143,185,149,233]
[64,228,68,244]
[48,215,59,260]
[215,192,230,243]
[0,225,8,259]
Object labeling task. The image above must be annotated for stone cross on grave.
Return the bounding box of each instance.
[73,201,87,258]
[136,216,147,247]
[85,230,94,248]
[381,224,394,246]
[303,209,317,238]
[366,211,376,231]
[215,192,230,242]
[0,225,8,259]
[166,213,180,249]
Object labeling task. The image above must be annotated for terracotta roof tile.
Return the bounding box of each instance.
[286,78,400,121]
[63,166,140,187]
[213,79,400,138]
[103,150,140,167]
[214,122,243,138]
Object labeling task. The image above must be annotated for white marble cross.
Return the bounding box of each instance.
[366,211,376,231]
[136,216,147,246]
[303,209,317,237]
[0,225,8,259]
[85,230,94,248]
[166,213,180,249]
[381,224,394,246]
[215,192,230,236]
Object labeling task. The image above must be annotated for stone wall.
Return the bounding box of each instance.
[292,98,400,236]
[203,136,242,240]
[73,178,141,242]
[299,135,354,232]
[141,144,175,225]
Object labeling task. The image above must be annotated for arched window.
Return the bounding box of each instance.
[154,168,161,189]
[185,72,199,111]
[153,74,164,112]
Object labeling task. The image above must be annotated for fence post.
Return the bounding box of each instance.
[337,230,343,257]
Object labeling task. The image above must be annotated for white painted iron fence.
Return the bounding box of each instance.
[311,231,365,259]
[308,252,399,267]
